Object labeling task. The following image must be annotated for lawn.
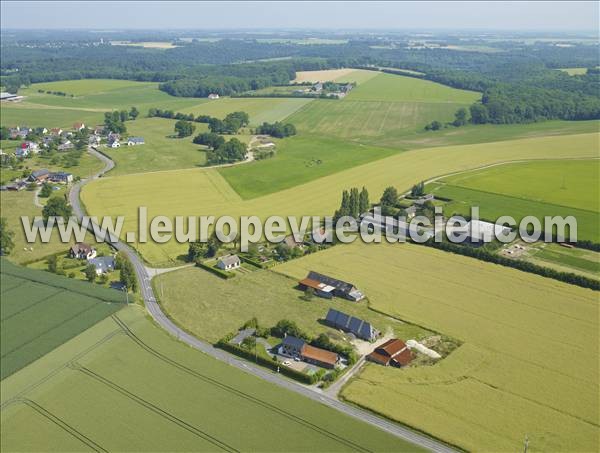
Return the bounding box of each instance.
[427,159,600,242]
[345,73,480,103]
[81,132,599,265]
[178,97,314,126]
[1,305,417,452]
[0,259,125,379]
[219,135,399,199]
[276,241,599,452]
[103,117,208,175]
[157,265,430,344]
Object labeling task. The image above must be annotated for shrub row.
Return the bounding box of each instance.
[238,254,275,269]
[216,340,316,384]
[195,261,235,279]
[422,239,599,291]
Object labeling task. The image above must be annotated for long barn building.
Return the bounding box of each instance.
[325,308,378,341]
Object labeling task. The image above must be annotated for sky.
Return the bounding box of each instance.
[1,1,598,32]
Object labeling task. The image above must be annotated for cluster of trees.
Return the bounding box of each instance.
[115,251,137,292]
[147,108,196,122]
[187,233,221,262]
[193,132,225,149]
[379,186,399,215]
[410,181,425,197]
[255,121,297,138]
[208,111,249,134]
[334,187,370,220]
[424,107,469,131]
[174,120,195,138]
[0,217,14,256]
[206,138,247,165]
[103,107,138,133]
[42,197,72,221]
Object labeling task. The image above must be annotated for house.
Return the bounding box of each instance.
[367,339,413,367]
[14,146,29,158]
[57,142,74,152]
[2,181,27,191]
[49,171,73,184]
[8,128,20,139]
[88,256,115,275]
[94,125,106,135]
[207,93,220,99]
[42,136,56,147]
[216,254,241,270]
[1,92,19,101]
[279,335,306,358]
[283,234,304,250]
[34,127,48,135]
[279,336,339,369]
[16,141,39,156]
[72,122,86,131]
[70,242,97,260]
[127,137,145,146]
[16,129,29,139]
[300,271,364,301]
[107,133,120,148]
[312,82,323,92]
[325,308,379,341]
[89,135,101,146]
[28,169,50,183]
[50,128,63,136]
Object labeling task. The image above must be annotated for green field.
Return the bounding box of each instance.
[179,97,314,126]
[219,135,398,199]
[82,133,599,265]
[158,265,429,344]
[1,79,205,128]
[1,305,417,452]
[345,73,480,103]
[276,241,599,452]
[526,242,600,276]
[103,118,209,175]
[557,67,589,75]
[0,259,125,379]
[428,159,600,241]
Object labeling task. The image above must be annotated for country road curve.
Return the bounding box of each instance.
[68,146,457,453]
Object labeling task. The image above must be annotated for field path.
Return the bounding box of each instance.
[65,146,456,453]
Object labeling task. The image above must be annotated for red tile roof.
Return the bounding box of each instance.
[301,344,338,366]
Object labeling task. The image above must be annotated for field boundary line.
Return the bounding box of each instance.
[9,398,107,452]
[1,287,65,322]
[71,364,239,452]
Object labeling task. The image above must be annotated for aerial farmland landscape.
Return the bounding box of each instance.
[0,2,599,452]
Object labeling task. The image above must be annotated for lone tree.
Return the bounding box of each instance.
[380,186,399,208]
[116,251,138,292]
[359,187,370,214]
[0,217,14,255]
[42,197,73,222]
[453,107,468,127]
[84,264,97,283]
[411,181,425,197]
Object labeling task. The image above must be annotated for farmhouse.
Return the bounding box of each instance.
[367,339,413,367]
[57,142,74,152]
[207,93,220,99]
[88,256,115,275]
[325,308,379,341]
[70,242,96,260]
[49,171,73,184]
[28,169,50,183]
[50,128,63,136]
[216,254,241,270]
[72,122,86,131]
[16,141,39,156]
[283,234,304,250]
[127,137,145,146]
[299,271,364,301]
[279,336,339,369]
[0,92,24,102]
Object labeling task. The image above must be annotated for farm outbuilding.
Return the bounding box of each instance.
[325,309,378,341]
[299,271,364,301]
[367,339,413,367]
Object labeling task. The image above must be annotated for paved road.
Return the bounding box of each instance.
[68,147,456,453]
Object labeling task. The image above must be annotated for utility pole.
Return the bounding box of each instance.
[123,286,129,305]
[523,435,529,453]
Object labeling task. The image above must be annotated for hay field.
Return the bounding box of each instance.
[275,241,599,452]
[292,68,378,83]
[1,306,414,452]
[81,133,599,265]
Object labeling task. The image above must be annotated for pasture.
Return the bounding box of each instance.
[428,159,600,242]
[104,117,208,175]
[345,73,480,103]
[1,306,414,452]
[557,67,589,75]
[81,133,599,265]
[288,99,464,144]
[158,266,429,344]
[178,97,314,126]
[219,135,398,199]
[276,241,599,452]
[0,259,125,379]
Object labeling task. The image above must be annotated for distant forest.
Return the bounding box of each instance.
[1,35,599,123]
